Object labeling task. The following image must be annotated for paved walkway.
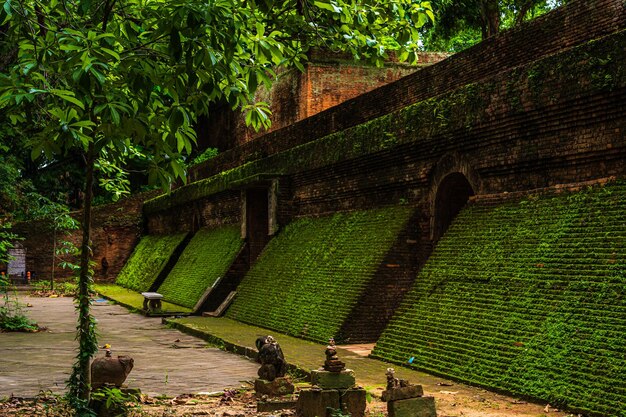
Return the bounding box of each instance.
[167,316,569,417]
[0,296,258,397]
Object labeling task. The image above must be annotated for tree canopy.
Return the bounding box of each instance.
[0,0,434,410]
[422,0,567,52]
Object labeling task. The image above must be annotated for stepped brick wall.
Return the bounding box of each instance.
[226,206,414,343]
[339,210,423,343]
[156,225,243,309]
[372,182,626,416]
[147,25,626,265]
[115,233,188,293]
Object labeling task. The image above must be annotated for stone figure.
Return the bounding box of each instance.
[91,344,134,388]
[385,368,409,390]
[256,335,287,381]
[323,337,346,372]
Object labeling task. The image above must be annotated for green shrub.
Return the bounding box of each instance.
[373,182,626,416]
[157,225,243,309]
[115,233,187,292]
[31,280,77,296]
[227,206,413,343]
[1,275,38,332]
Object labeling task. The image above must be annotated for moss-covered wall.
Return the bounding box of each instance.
[372,181,626,416]
[156,225,243,309]
[188,0,626,181]
[226,206,414,343]
[144,28,626,218]
[115,233,188,292]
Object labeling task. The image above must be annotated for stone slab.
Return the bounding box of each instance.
[340,388,367,417]
[254,377,295,396]
[388,396,437,417]
[296,389,340,417]
[257,399,297,412]
[382,385,424,401]
[311,369,355,389]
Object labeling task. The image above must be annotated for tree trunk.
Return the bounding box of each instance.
[480,0,501,39]
[75,143,98,401]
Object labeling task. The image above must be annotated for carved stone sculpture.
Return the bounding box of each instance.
[256,335,287,381]
[91,344,134,388]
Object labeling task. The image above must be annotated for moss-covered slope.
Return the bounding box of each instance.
[227,206,413,343]
[157,225,243,309]
[115,233,187,292]
[373,182,626,416]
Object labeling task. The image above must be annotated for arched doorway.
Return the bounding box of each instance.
[434,173,475,242]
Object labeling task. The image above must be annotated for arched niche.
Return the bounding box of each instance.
[429,153,481,242]
[433,173,475,241]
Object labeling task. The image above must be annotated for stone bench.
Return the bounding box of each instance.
[141,292,163,312]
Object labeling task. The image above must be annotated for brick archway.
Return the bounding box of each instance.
[429,153,480,242]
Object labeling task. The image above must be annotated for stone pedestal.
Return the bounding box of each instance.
[340,388,367,417]
[311,369,355,389]
[387,396,437,417]
[382,385,424,402]
[296,388,366,417]
[257,399,297,412]
[296,389,340,417]
[254,377,295,396]
[91,355,134,388]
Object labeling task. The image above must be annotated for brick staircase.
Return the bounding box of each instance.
[372,182,626,416]
[200,243,251,315]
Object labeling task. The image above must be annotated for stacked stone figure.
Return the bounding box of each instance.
[382,368,437,417]
[323,338,346,372]
[297,337,366,417]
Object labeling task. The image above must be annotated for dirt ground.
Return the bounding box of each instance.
[0,389,577,417]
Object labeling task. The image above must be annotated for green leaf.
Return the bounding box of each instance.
[50,90,85,110]
[101,48,120,61]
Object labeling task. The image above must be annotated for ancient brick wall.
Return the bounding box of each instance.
[12,191,157,283]
[192,52,445,166]
[190,0,626,181]
[145,190,241,235]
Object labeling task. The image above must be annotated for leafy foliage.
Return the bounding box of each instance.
[189,148,220,167]
[373,182,626,416]
[115,233,188,293]
[421,0,567,51]
[227,206,413,343]
[0,274,38,332]
[157,225,243,309]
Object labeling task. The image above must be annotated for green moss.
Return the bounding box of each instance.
[115,233,188,292]
[94,284,192,313]
[157,225,243,309]
[373,182,626,416]
[227,206,414,343]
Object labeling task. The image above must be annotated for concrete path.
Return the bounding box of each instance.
[0,296,258,398]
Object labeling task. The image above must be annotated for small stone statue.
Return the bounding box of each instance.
[91,344,134,388]
[386,368,410,390]
[256,335,287,381]
[323,338,346,372]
